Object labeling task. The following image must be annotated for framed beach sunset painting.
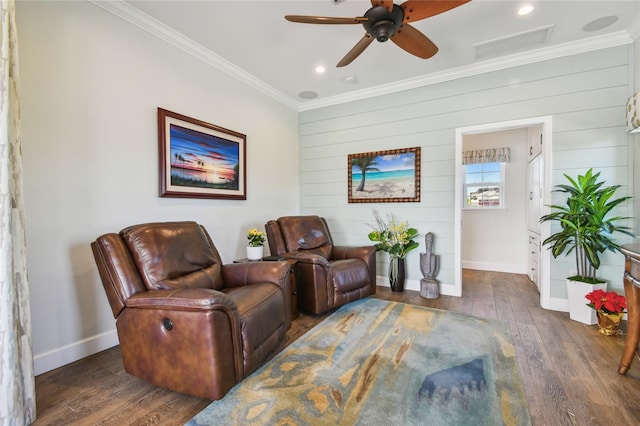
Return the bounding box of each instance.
[158,108,246,199]
[348,147,421,203]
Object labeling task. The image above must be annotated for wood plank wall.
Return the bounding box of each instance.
[298,45,634,299]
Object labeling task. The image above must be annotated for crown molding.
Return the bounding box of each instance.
[89,0,299,111]
[299,29,635,111]
[90,1,638,113]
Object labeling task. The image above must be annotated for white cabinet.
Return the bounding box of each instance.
[527,126,543,290]
[528,231,541,289]
[527,125,543,159]
[527,155,543,233]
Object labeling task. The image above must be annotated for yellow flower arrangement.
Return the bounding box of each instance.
[246,228,266,247]
[368,210,419,286]
[367,211,419,259]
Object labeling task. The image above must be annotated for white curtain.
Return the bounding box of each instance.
[1,0,36,424]
[462,147,511,165]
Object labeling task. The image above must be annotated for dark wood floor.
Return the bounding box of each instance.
[32,270,640,425]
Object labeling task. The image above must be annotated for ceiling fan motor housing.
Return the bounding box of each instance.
[363,4,404,42]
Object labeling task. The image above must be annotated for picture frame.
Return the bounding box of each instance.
[158,108,246,199]
[348,147,421,203]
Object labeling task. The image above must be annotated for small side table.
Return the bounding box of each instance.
[618,244,640,375]
[233,257,298,321]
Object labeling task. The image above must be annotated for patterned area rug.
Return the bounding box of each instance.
[186,298,531,426]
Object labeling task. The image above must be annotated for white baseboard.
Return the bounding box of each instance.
[34,329,119,375]
[461,261,527,274]
[546,296,570,312]
[375,276,458,297]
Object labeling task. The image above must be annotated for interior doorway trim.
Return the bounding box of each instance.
[454,116,553,309]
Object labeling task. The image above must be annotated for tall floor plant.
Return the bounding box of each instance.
[539,169,632,283]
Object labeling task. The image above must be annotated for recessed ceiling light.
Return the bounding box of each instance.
[298,91,318,100]
[583,16,618,32]
[315,65,326,74]
[518,5,534,15]
[344,75,358,84]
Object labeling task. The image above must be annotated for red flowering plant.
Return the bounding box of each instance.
[585,289,627,315]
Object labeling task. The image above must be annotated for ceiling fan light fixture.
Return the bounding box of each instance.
[369,20,395,42]
[284,0,469,67]
[362,4,404,42]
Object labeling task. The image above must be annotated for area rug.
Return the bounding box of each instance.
[186,298,531,426]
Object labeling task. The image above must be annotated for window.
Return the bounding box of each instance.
[463,162,505,209]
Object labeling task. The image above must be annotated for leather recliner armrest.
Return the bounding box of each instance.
[222,261,293,330]
[118,286,244,400]
[281,251,330,267]
[125,287,237,313]
[222,261,291,290]
[332,245,377,291]
[332,245,376,263]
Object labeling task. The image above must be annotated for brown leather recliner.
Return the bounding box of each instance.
[91,221,291,400]
[265,215,376,315]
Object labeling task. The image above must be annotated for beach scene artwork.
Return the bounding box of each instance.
[169,124,240,190]
[348,147,420,203]
[158,108,246,199]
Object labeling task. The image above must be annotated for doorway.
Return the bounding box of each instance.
[454,116,553,309]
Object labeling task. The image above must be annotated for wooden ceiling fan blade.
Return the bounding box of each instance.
[337,34,374,67]
[400,0,471,23]
[391,24,438,59]
[285,15,367,24]
[370,0,394,12]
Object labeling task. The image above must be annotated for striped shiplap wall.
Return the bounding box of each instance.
[298,45,634,301]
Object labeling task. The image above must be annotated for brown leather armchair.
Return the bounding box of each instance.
[91,221,291,400]
[265,215,376,314]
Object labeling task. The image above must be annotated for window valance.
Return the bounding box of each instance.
[462,147,510,165]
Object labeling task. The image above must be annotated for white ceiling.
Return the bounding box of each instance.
[99,1,639,110]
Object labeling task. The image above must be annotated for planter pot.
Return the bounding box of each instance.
[566,278,607,325]
[246,246,264,261]
[389,257,405,292]
[596,310,623,335]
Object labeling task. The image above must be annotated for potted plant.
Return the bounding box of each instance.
[246,228,266,261]
[585,289,626,335]
[539,168,632,324]
[368,210,419,292]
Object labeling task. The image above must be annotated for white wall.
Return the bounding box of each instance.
[299,46,634,300]
[17,1,299,374]
[461,129,528,273]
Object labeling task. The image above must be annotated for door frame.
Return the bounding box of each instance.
[454,116,553,309]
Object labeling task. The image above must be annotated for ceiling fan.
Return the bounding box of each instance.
[285,0,471,67]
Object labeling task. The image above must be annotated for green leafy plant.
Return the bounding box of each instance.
[368,210,420,286]
[367,210,419,259]
[539,169,632,283]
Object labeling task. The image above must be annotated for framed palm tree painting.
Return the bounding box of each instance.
[348,147,421,203]
[158,108,246,199]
